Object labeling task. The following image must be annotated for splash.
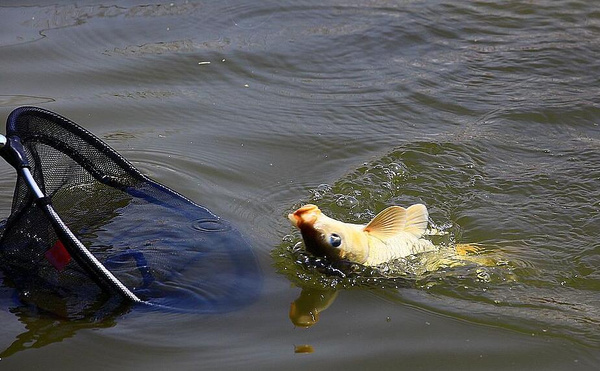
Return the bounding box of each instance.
[276,141,600,346]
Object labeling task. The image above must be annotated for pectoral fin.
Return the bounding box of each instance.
[364,206,407,239]
[364,204,429,240]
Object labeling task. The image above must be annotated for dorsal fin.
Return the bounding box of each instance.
[404,204,429,238]
[363,206,407,240]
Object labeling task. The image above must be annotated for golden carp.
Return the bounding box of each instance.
[288,204,437,266]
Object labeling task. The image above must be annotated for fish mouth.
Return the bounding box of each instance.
[288,212,300,227]
[288,204,320,228]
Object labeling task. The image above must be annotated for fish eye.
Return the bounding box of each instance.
[329,233,342,248]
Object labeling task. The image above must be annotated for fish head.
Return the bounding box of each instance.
[288,204,368,263]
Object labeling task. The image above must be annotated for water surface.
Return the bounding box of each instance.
[0,1,599,369]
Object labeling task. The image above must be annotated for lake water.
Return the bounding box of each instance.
[0,0,599,369]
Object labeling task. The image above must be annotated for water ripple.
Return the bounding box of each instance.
[278,136,600,346]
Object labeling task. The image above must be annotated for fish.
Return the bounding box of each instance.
[288,203,437,266]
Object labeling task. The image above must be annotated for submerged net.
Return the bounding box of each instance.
[0,106,261,317]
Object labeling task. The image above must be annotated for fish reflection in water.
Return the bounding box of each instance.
[289,288,338,328]
[286,245,500,329]
[293,344,315,354]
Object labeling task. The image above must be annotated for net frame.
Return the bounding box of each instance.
[1,107,142,303]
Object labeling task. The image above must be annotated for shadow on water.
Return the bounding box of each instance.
[274,138,600,347]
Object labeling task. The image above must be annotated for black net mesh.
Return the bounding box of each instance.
[0,106,261,317]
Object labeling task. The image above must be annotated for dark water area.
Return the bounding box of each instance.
[0,1,599,369]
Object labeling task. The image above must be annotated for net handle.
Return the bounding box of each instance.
[0,134,142,304]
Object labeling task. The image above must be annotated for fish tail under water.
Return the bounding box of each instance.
[454,243,498,267]
[455,243,482,256]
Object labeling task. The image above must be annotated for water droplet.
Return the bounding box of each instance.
[335,195,358,209]
[476,269,490,282]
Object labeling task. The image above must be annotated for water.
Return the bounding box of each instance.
[0,0,599,369]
